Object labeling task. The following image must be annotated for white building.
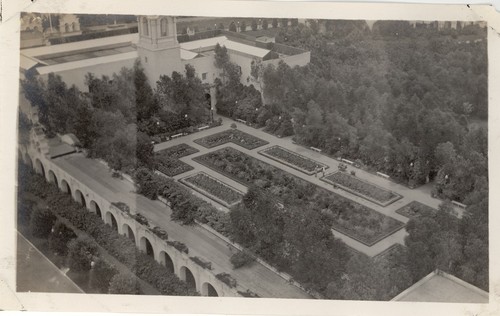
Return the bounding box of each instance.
[20,15,310,91]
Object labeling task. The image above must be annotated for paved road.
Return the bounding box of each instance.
[154,115,460,257]
[52,154,311,299]
[16,232,84,294]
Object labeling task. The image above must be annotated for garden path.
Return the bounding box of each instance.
[154,114,462,257]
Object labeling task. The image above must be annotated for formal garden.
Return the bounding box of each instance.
[180,172,244,208]
[193,146,405,246]
[395,201,437,219]
[258,145,328,175]
[194,129,269,150]
[321,171,401,206]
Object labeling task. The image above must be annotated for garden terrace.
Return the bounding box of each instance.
[194,129,268,150]
[321,172,402,206]
[259,145,329,175]
[180,172,244,208]
[193,147,405,246]
[395,201,437,219]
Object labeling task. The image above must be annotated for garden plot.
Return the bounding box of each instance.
[321,171,402,206]
[194,129,268,150]
[155,144,199,177]
[259,145,328,175]
[194,147,405,246]
[180,171,244,208]
[395,201,436,219]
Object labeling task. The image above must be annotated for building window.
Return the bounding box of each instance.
[160,18,168,37]
[142,17,149,36]
[144,57,148,63]
[202,73,207,80]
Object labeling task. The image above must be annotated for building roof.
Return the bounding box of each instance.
[180,48,200,60]
[21,33,139,58]
[392,270,489,303]
[20,54,46,71]
[36,51,138,75]
[180,35,271,59]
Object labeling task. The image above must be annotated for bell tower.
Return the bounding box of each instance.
[136,16,183,84]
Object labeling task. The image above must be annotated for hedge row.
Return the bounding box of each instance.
[19,165,198,296]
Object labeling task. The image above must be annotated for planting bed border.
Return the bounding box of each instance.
[194,129,269,150]
[155,158,194,177]
[179,171,245,208]
[395,201,437,219]
[258,145,329,175]
[320,171,402,207]
[193,147,405,247]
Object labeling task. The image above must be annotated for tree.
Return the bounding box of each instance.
[67,236,99,272]
[90,257,118,293]
[108,272,140,294]
[229,22,237,32]
[251,19,258,31]
[262,19,269,30]
[272,18,278,28]
[48,220,76,256]
[136,131,155,169]
[134,60,158,121]
[29,208,56,238]
[240,21,247,32]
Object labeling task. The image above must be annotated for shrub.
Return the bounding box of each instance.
[111,202,130,214]
[90,257,118,293]
[151,226,168,240]
[237,289,260,297]
[48,220,77,256]
[215,272,237,288]
[167,240,189,254]
[190,256,212,270]
[230,251,255,269]
[108,272,140,294]
[67,236,99,272]
[231,123,237,129]
[29,207,56,238]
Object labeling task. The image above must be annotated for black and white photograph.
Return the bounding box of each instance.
[1,0,499,315]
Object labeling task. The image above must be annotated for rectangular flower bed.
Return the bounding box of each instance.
[180,171,244,208]
[194,129,269,150]
[321,171,402,206]
[155,144,198,177]
[194,147,405,246]
[155,156,194,177]
[259,145,328,175]
[156,143,199,158]
[395,201,436,219]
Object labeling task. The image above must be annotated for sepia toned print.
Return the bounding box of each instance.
[16,12,488,304]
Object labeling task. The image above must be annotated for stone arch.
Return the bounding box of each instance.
[159,250,175,274]
[47,170,58,186]
[89,200,102,219]
[179,266,196,290]
[34,158,45,178]
[122,224,135,242]
[201,282,218,297]
[140,236,154,258]
[60,179,71,196]
[74,189,86,208]
[105,211,118,232]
